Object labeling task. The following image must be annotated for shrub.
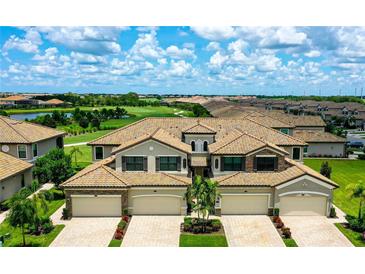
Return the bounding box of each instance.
[183,223,192,232]
[41,190,54,201]
[62,208,69,220]
[118,220,127,230]
[184,217,192,225]
[122,215,129,223]
[192,226,202,234]
[0,199,11,211]
[50,188,65,200]
[28,180,40,193]
[358,154,365,160]
[281,227,291,239]
[114,232,123,240]
[273,208,280,216]
[122,208,129,216]
[116,228,123,235]
[320,161,332,179]
[330,207,337,218]
[346,215,365,232]
[18,187,32,198]
[274,216,282,224]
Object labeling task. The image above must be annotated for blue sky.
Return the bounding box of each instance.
[0,26,365,95]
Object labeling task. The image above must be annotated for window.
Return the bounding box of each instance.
[191,141,195,152]
[21,174,25,188]
[215,158,219,169]
[303,146,308,154]
[183,158,187,169]
[95,146,104,160]
[256,157,277,171]
[280,128,289,135]
[293,147,301,160]
[32,143,38,157]
[160,157,178,171]
[203,141,208,152]
[223,157,244,171]
[18,145,27,159]
[126,156,144,171]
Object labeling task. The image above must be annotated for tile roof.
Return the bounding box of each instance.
[0,115,65,144]
[293,130,346,143]
[89,117,306,147]
[215,157,338,187]
[209,129,289,155]
[182,121,217,134]
[111,127,191,154]
[239,111,294,128]
[46,99,65,104]
[0,152,33,181]
[0,95,29,101]
[191,156,208,167]
[61,158,191,188]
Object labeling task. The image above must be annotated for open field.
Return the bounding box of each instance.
[304,159,365,216]
[64,130,113,144]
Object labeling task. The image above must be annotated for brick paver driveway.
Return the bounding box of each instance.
[122,216,183,247]
[50,217,119,247]
[221,216,284,247]
[281,216,353,247]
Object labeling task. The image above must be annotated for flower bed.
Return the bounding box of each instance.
[270,216,296,245]
[108,214,132,247]
[181,217,224,235]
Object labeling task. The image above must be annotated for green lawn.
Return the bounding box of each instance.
[0,198,65,247]
[335,223,365,247]
[283,238,298,247]
[179,234,228,247]
[108,239,122,247]
[64,130,113,144]
[64,145,92,166]
[304,159,365,216]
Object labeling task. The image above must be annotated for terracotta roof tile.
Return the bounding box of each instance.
[294,130,346,143]
[0,152,33,181]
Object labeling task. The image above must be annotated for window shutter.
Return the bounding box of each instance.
[274,157,278,171]
[253,157,257,171]
[177,156,181,171]
[241,157,246,171]
[122,156,126,171]
[143,157,148,171]
[155,157,160,171]
[220,157,224,171]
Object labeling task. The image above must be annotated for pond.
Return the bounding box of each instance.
[10,112,72,121]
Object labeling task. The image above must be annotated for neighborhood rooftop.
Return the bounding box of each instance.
[0,151,33,181]
[0,115,65,144]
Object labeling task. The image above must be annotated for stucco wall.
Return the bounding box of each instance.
[282,146,304,161]
[306,143,345,157]
[0,169,32,202]
[114,140,188,174]
[91,145,115,161]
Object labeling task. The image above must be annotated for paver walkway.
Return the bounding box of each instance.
[281,216,353,247]
[0,183,54,224]
[222,216,284,247]
[122,216,183,247]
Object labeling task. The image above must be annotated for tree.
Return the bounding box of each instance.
[346,183,365,220]
[69,146,83,166]
[8,193,35,246]
[188,175,220,232]
[79,117,89,128]
[91,117,101,129]
[33,148,73,187]
[320,161,332,179]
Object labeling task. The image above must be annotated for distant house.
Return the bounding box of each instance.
[0,116,66,162]
[0,152,33,202]
[293,130,346,158]
[0,95,36,106]
[45,98,70,107]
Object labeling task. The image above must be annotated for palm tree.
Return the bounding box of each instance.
[69,146,83,166]
[346,183,365,220]
[7,193,36,246]
[31,193,49,234]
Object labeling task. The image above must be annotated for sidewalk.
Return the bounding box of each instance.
[0,183,54,224]
[64,142,88,147]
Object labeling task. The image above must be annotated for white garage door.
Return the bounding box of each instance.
[280,195,327,216]
[72,195,122,217]
[132,195,181,215]
[221,194,269,215]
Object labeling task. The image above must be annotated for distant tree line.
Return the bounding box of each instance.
[253,95,364,105]
[169,103,211,117]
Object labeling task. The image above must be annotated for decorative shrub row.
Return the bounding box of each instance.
[182,217,222,234]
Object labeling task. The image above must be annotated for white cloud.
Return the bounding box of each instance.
[166,60,195,77]
[71,52,107,64]
[259,27,307,48]
[2,28,42,54]
[304,50,321,57]
[206,42,220,51]
[129,31,164,60]
[166,45,195,59]
[191,26,237,40]
[208,51,228,70]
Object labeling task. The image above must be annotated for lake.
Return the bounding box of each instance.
[10,112,72,121]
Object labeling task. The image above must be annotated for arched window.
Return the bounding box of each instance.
[203,141,208,152]
[191,141,195,152]
[215,158,219,169]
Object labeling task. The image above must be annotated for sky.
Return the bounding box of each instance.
[0,26,365,96]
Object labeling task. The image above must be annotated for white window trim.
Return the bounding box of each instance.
[17,144,27,159]
[255,155,277,158]
[94,146,104,160]
[132,194,183,199]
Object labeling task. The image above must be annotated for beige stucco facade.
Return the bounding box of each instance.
[0,168,32,202]
[306,142,345,157]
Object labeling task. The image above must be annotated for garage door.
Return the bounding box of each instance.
[132,195,181,215]
[221,194,269,215]
[72,195,122,217]
[280,195,327,216]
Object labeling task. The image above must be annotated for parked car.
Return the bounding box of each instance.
[347,141,364,148]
